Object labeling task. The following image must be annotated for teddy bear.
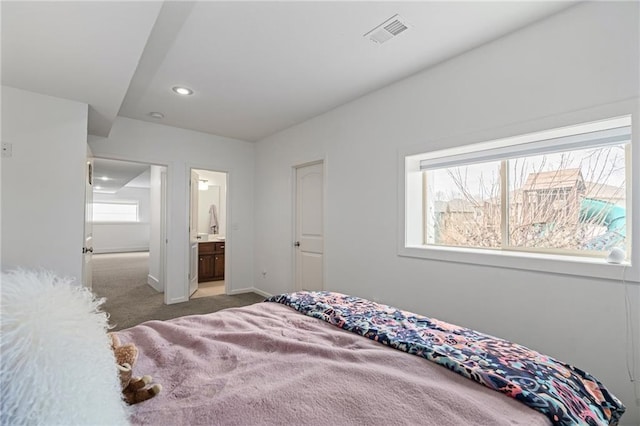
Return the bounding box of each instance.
[108,332,162,405]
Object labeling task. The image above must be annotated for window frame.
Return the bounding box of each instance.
[399,107,639,283]
[423,150,630,258]
[92,200,140,223]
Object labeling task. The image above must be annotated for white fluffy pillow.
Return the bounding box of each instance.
[0,269,129,425]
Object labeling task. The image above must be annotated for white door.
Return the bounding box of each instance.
[294,162,324,291]
[189,170,199,296]
[82,158,94,289]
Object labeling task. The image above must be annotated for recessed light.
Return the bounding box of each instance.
[100,176,110,181]
[149,111,165,119]
[172,86,193,96]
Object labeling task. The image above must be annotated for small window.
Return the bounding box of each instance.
[93,202,139,222]
[408,115,631,262]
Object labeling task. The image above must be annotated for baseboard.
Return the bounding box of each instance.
[167,296,188,305]
[147,274,162,292]
[225,287,272,297]
[94,247,149,254]
[227,287,255,296]
[250,287,272,298]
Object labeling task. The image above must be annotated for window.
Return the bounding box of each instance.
[403,115,633,275]
[425,161,502,249]
[92,201,139,222]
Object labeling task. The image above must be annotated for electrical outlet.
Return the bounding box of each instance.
[2,142,12,158]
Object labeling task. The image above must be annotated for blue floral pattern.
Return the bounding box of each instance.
[266,291,625,425]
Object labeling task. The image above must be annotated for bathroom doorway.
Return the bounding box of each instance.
[189,168,228,299]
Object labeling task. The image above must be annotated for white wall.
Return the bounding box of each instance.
[1,86,88,283]
[92,186,150,253]
[253,2,640,424]
[89,117,254,304]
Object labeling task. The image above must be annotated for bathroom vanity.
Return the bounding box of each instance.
[198,241,225,282]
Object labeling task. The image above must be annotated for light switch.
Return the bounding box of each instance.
[1,142,12,158]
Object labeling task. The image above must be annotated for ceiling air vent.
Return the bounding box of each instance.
[364,14,411,45]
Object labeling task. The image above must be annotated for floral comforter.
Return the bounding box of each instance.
[266,291,625,425]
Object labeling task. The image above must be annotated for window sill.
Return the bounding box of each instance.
[93,221,147,225]
[398,245,639,283]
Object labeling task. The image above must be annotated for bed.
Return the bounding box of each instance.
[116,291,625,426]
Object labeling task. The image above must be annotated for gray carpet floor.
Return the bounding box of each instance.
[91,252,265,331]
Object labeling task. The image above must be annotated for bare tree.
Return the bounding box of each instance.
[427,146,626,252]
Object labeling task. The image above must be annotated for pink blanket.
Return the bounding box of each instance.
[118,302,550,425]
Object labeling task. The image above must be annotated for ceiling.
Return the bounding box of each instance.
[92,159,150,194]
[2,1,577,142]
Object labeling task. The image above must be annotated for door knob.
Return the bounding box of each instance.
[294,241,300,247]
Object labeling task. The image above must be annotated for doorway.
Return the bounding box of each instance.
[189,168,228,299]
[88,158,168,305]
[293,161,324,291]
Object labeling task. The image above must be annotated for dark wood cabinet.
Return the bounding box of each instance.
[199,255,215,280]
[198,241,225,282]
